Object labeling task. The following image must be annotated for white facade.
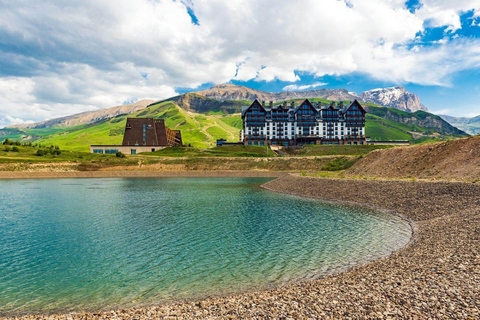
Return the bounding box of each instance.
[242,99,366,146]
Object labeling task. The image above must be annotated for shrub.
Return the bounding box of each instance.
[116,151,126,158]
[2,138,11,145]
[51,149,61,155]
[321,157,358,171]
[4,146,11,152]
[11,146,19,152]
[36,149,46,156]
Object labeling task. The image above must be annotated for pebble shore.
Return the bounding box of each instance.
[8,175,480,319]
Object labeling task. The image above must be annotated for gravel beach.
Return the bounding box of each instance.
[7,174,480,319]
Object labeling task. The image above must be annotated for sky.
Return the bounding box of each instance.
[1,0,480,127]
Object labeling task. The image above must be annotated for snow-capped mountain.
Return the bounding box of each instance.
[360,86,429,113]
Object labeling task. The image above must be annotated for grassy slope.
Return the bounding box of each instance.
[34,101,241,151]
[0,144,127,164]
[145,145,274,157]
[0,99,463,151]
[366,114,413,141]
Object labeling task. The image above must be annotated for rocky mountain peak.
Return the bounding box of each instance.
[360,86,428,113]
[196,84,358,102]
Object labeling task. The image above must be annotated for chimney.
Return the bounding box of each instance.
[339,101,344,108]
[262,100,265,107]
[290,101,295,108]
[283,101,287,108]
[269,100,273,107]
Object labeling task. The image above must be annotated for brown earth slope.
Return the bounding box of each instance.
[347,136,480,182]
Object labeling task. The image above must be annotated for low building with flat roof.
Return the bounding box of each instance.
[90,118,182,155]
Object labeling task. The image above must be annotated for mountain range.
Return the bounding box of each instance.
[439,115,480,135]
[0,84,467,151]
[197,84,428,113]
[8,84,429,130]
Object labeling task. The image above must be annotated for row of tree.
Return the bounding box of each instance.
[2,138,62,156]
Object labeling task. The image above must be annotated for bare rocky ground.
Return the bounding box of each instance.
[7,174,480,319]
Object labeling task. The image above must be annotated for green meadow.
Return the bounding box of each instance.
[0,98,465,153]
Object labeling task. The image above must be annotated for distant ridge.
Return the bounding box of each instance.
[8,84,435,131]
[9,100,154,129]
[196,84,358,102]
[198,84,430,113]
[440,114,480,135]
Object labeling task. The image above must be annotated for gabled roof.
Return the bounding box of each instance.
[321,103,338,111]
[343,99,366,113]
[241,99,267,118]
[294,99,318,114]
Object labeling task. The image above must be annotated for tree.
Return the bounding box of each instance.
[116,151,126,158]
[36,150,46,156]
[4,146,11,152]
[11,146,19,152]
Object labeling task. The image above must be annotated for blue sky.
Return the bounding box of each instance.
[1,0,480,127]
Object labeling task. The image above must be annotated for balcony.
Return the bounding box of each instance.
[296,134,321,138]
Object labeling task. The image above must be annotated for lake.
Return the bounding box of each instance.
[0,178,411,315]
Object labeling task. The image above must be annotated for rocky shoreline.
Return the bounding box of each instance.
[7,174,480,319]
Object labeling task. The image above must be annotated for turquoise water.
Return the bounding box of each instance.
[0,178,411,315]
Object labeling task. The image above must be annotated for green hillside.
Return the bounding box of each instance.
[33,101,241,151]
[0,96,467,152]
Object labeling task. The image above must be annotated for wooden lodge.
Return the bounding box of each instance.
[90,118,182,155]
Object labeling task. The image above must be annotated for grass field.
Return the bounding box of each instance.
[146,146,275,158]
[0,143,364,173]
[30,102,242,151]
[0,97,464,153]
[0,144,125,164]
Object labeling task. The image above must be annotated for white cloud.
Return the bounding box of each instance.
[283,82,328,91]
[0,0,479,125]
[2,116,34,126]
[416,0,480,31]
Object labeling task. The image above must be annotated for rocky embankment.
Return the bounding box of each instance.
[347,136,480,181]
[9,175,480,319]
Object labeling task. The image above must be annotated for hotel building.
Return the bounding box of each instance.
[241,99,366,146]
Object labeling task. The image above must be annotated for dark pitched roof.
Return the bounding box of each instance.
[241,99,267,118]
[343,99,366,113]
